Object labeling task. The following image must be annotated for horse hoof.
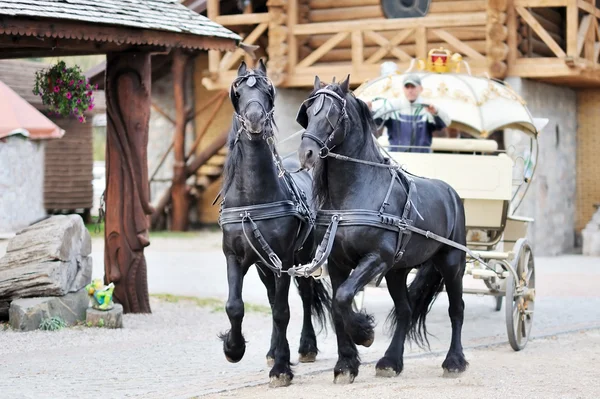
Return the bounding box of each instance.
[299,352,317,363]
[226,355,241,364]
[266,357,275,367]
[362,336,374,347]
[269,375,292,388]
[375,367,398,378]
[334,371,355,385]
[442,369,464,379]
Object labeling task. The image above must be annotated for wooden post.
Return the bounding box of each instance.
[170,49,189,231]
[104,51,153,314]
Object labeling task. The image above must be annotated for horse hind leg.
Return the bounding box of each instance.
[256,263,277,367]
[375,268,411,378]
[437,249,469,376]
[295,277,319,363]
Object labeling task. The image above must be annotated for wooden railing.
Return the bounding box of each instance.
[509,0,600,84]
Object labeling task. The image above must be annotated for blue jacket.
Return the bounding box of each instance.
[373,100,449,153]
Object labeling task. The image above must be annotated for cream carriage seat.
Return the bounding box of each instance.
[386,138,513,232]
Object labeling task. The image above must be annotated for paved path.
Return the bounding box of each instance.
[0,233,599,398]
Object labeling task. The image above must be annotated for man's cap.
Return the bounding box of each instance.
[403,74,422,87]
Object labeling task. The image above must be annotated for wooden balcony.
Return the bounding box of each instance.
[508,0,600,87]
[202,0,600,89]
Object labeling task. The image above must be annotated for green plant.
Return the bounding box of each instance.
[32,60,96,123]
[97,318,105,328]
[39,316,67,331]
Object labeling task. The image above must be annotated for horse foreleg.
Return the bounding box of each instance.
[376,268,411,377]
[256,263,277,367]
[268,270,293,387]
[335,254,387,348]
[220,255,247,363]
[328,260,358,384]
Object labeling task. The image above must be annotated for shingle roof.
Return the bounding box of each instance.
[0,60,106,114]
[0,0,241,42]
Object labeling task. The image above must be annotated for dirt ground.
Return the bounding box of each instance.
[200,328,600,399]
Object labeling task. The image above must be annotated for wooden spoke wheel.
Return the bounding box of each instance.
[505,238,535,351]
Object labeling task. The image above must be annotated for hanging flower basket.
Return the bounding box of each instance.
[32,60,97,123]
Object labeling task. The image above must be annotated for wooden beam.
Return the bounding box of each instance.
[514,0,567,6]
[288,0,299,76]
[186,92,228,160]
[507,0,518,64]
[104,51,153,314]
[432,28,486,60]
[170,49,190,232]
[309,0,379,8]
[364,29,413,64]
[292,13,488,35]
[415,26,428,60]
[585,17,596,62]
[567,4,579,56]
[220,23,268,70]
[151,102,176,125]
[297,31,349,67]
[577,15,594,58]
[351,30,363,69]
[215,13,270,25]
[516,6,566,57]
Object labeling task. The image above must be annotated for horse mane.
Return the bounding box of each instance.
[310,81,384,206]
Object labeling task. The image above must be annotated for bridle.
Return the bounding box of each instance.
[230,72,276,141]
[297,88,349,158]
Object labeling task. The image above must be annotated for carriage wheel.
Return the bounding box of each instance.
[505,238,535,351]
[494,296,503,311]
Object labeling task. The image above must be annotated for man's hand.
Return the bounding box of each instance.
[425,104,438,115]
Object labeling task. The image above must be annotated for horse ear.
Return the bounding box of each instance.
[237,60,247,76]
[340,74,350,93]
[257,58,267,74]
[314,75,321,91]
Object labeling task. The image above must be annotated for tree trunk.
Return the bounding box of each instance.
[104,51,153,314]
[170,49,190,231]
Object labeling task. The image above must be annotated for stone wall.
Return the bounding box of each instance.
[504,77,577,256]
[148,63,196,204]
[0,136,47,235]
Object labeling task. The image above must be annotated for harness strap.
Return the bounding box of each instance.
[241,213,283,276]
[287,214,340,278]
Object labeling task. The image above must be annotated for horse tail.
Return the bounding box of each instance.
[406,260,444,349]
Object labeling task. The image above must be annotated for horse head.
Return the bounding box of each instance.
[230,59,276,136]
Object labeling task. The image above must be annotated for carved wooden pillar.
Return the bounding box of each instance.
[267,0,289,86]
[104,52,153,314]
[170,49,189,231]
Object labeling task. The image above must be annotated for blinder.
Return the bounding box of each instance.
[297,88,349,155]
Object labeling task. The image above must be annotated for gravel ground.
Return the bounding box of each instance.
[1,233,599,399]
[201,328,600,399]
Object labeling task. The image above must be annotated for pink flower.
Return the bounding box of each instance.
[69,80,74,86]
[56,79,62,84]
[86,83,91,90]
[78,116,85,123]
[77,98,82,104]
[66,92,72,99]
[88,104,94,111]
[87,91,93,97]
[53,86,60,93]
[78,79,83,84]
[74,107,79,113]
[94,84,98,90]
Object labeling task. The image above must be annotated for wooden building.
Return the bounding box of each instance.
[193,0,600,254]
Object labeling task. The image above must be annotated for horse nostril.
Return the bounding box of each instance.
[306,149,313,160]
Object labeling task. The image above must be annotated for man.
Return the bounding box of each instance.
[368,74,450,153]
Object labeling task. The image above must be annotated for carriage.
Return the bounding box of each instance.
[349,48,547,352]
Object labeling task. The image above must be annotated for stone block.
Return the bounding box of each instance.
[582,209,600,256]
[86,304,123,328]
[8,289,89,332]
[0,215,92,301]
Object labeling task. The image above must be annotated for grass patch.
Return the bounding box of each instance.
[151,294,271,314]
[39,316,67,331]
[85,220,203,239]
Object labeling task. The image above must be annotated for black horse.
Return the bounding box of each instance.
[217,60,331,387]
[296,75,468,383]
